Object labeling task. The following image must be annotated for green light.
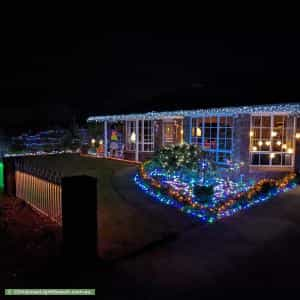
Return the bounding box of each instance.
[0,161,4,190]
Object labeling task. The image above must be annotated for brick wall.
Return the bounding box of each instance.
[232,114,251,173]
[124,151,154,162]
[183,117,191,144]
[295,117,300,173]
[154,120,163,151]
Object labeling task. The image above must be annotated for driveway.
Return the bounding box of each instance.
[94,183,300,295]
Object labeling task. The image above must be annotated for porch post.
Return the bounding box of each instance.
[104,120,108,158]
[135,119,139,161]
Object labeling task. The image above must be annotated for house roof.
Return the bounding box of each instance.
[87,103,300,122]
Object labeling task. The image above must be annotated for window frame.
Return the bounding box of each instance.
[249,113,296,167]
[191,115,233,164]
[125,120,155,152]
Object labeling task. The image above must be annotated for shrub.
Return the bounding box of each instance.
[193,185,214,203]
[154,144,201,172]
[260,181,276,194]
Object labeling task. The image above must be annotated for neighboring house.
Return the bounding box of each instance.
[10,128,89,153]
[87,103,300,175]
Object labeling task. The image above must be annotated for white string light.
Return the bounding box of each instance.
[87,103,300,122]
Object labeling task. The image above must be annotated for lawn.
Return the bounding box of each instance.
[1,154,191,260]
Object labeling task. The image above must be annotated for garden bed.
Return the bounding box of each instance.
[134,144,298,223]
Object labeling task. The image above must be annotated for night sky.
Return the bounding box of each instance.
[1,31,300,134]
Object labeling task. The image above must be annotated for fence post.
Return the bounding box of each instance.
[3,157,16,197]
[61,175,98,263]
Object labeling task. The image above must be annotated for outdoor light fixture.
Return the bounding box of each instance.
[252,146,257,151]
[130,132,136,143]
[271,131,278,137]
[287,148,293,154]
[99,139,103,144]
[296,132,300,139]
[196,127,202,137]
[180,129,184,135]
[249,131,254,137]
[276,140,282,146]
[282,144,287,150]
[91,138,96,144]
[258,141,263,146]
[270,153,275,159]
[265,141,271,146]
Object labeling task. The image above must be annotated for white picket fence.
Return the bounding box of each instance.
[15,171,62,225]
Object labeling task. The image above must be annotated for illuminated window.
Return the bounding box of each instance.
[191,116,233,164]
[250,114,295,166]
[126,120,154,152]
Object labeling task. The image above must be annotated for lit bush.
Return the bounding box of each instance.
[154,144,201,172]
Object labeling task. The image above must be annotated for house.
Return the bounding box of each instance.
[87,103,300,175]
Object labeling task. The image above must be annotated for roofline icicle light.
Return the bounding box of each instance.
[87,103,300,122]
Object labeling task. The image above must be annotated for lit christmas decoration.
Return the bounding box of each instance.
[258,141,263,146]
[134,144,297,224]
[265,141,271,146]
[130,132,136,143]
[276,140,281,146]
[296,132,300,139]
[87,103,300,122]
[287,148,294,154]
[271,131,278,137]
[196,127,202,137]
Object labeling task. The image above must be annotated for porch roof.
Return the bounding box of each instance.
[87,103,300,122]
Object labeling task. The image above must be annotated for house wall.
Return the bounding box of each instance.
[123,114,300,171]
[124,151,154,162]
[295,117,300,173]
[232,114,251,173]
[183,117,191,144]
[154,120,163,151]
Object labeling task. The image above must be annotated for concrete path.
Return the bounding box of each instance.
[98,177,300,293]
[112,167,197,234]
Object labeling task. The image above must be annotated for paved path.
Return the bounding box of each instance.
[112,167,197,234]
[96,181,300,294]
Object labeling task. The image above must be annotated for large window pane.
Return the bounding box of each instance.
[250,114,295,166]
[191,115,233,164]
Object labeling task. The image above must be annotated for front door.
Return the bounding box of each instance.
[163,120,183,146]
